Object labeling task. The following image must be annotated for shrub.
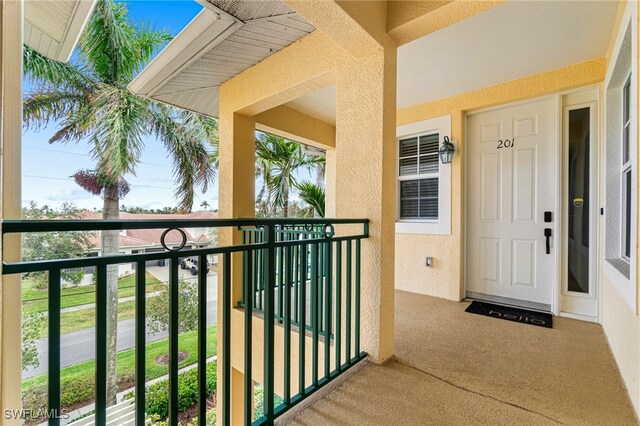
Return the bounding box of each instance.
[22,373,134,423]
[128,361,217,420]
[254,384,284,420]
[147,280,200,335]
[22,311,45,370]
[149,408,216,426]
[187,407,217,426]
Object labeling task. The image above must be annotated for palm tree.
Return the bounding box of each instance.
[255,133,324,217]
[200,200,210,210]
[296,181,326,217]
[255,155,275,216]
[23,0,217,404]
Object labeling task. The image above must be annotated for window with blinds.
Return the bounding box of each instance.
[398,133,440,220]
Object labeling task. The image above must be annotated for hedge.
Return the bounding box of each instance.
[125,361,217,420]
[22,373,134,423]
[149,407,217,426]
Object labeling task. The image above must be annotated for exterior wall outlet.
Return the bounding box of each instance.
[425,257,433,267]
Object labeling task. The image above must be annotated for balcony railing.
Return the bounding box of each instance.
[2,217,368,426]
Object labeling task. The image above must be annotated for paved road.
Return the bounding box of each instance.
[24,277,218,379]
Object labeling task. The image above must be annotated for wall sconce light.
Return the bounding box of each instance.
[438,136,455,164]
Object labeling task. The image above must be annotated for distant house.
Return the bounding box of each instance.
[82,210,217,275]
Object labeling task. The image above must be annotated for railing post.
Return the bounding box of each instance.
[284,243,292,403]
[197,254,208,424]
[135,262,146,426]
[243,250,253,425]
[298,240,307,395]
[222,253,232,425]
[310,243,319,386]
[95,265,108,425]
[263,225,276,424]
[324,240,332,379]
[335,241,342,371]
[168,258,180,425]
[346,241,352,364]
[48,269,61,426]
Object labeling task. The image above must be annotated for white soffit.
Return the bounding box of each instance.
[24,0,97,62]
[129,0,315,117]
[397,0,618,109]
[284,0,618,125]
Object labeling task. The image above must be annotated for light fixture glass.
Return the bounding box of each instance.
[439,136,455,164]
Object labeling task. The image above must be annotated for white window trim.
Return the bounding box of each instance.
[395,115,452,235]
[603,1,638,312]
[621,75,632,262]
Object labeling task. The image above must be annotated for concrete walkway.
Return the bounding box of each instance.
[58,291,161,314]
[285,290,638,425]
[35,266,215,317]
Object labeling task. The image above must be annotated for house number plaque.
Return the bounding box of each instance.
[496,138,515,149]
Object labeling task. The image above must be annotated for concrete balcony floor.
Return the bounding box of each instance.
[284,290,638,425]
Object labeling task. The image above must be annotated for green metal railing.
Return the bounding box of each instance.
[240,225,328,328]
[2,217,368,426]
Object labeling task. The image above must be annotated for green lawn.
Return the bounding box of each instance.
[22,272,161,314]
[23,325,218,393]
[35,300,139,339]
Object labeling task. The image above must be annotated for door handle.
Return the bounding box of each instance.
[544,228,552,254]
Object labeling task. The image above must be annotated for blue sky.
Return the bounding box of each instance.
[23,1,211,211]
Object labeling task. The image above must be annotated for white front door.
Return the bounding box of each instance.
[466,98,557,308]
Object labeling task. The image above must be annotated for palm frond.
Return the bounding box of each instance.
[23,45,94,90]
[255,132,326,216]
[90,86,149,179]
[49,103,97,144]
[148,106,217,211]
[267,172,287,210]
[23,90,86,130]
[295,181,325,218]
[132,21,172,75]
[82,0,136,84]
[182,111,219,173]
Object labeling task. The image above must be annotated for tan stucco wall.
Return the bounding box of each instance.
[217,5,400,419]
[254,105,335,149]
[394,58,607,301]
[386,0,507,46]
[330,47,397,363]
[218,30,348,118]
[229,309,334,398]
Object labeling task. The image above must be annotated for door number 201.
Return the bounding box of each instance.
[497,139,515,149]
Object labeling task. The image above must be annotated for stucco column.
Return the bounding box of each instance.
[1,0,23,420]
[217,108,255,424]
[329,46,397,364]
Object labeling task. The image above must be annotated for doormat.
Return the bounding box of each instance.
[465,301,553,328]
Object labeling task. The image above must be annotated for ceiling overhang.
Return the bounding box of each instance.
[129,0,316,117]
[24,0,97,62]
[284,0,619,125]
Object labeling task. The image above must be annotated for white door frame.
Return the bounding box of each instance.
[560,88,600,322]
[463,86,601,320]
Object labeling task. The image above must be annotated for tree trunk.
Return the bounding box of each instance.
[102,191,120,406]
[315,163,324,188]
[283,179,289,218]
[314,164,324,218]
